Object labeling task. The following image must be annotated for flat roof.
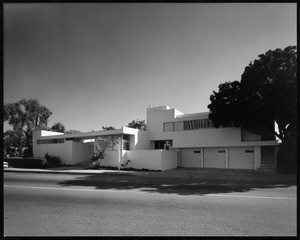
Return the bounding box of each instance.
[38,127,139,140]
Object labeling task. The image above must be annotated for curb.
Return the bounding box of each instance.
[3,168,147,176]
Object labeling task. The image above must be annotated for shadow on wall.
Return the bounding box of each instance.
[57,174,296,196]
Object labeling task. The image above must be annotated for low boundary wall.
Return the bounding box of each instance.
[101,150,177,171]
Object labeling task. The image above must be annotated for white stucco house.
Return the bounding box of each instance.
[33,105,279,171]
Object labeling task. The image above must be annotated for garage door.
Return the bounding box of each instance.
[180,149,202,168]
[229,147,254,169]
[203,148,226,168]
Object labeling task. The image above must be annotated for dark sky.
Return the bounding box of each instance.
[4,3,297,132]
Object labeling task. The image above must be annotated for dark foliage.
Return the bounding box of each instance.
[44,153,62,166]
[126,119,146,130]
[49,122,66,133]
[5,157,45,168]
[102,126,115,131]
[3,98,53,152]
[22,147,33,158]
[207,46,297,173]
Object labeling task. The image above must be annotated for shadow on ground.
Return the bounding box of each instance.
[58,174,296,196]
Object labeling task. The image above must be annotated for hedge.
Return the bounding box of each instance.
[5,157,46,168]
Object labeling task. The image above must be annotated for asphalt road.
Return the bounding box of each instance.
[4,172,297,236]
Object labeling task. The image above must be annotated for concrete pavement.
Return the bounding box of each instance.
[4,171,297,236]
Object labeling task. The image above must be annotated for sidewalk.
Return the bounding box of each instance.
[4,164,296,185]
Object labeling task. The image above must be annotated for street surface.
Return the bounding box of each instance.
[4,172,297,236]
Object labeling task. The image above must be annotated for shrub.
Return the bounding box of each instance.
[6,157,45,168]
[91,150,106,167]
[44,153,62,166]
[22,147,33,158]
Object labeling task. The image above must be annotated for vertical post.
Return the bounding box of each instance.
[225,148,229,169]
[201,148,204,168]
[118,137,121,173]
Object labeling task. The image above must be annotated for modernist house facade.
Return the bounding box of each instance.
[33,105,279,171]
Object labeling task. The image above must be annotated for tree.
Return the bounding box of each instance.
[208,81,241,128]
[126,119,146,130]
[239,46,297,142]
[208,46,297,172]
[3,130,26,157]
[102,126,115,131]
[50,122,66,133]
[3,98,53,152]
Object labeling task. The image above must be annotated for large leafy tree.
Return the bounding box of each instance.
[208,46,297,171]
[208,81,241,128]
[3,130,26,157]
[126,119,146,130]
[50,122,66,133]
[3,98,53,151]
[239,46,297,143]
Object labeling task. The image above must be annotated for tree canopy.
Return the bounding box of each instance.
[102,126,116,131]
[126,119,146,130]
[3,130,26,157]
[239,45,297,142]
[50,122,66,133]
[207,46,297,172]
[208,46,296,142]
[3,98,53,152]
[208,81,241,128]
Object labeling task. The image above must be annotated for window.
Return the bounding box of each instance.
[37,139,65,144]
[163,118,214,132]
[174,121,183,131]
[183,119,214,130]
[217,150,226,153]
[163,122,173,132]
[154,140,172,150]
[194,150,201,153]
[96,135,130,151]
[123,134,130,150]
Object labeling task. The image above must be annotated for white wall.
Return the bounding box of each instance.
[135,131,151,150]
[100,149,178,171]
[146,106,278,149]
[100,150,127,168]
[33,141,73,165]
[161,150,178,171]
[72,142,94,164]
[126,150,162,170]
[146,108,175,134]
[254,146,261,170]
[127,150,177,171]
[150,126,277,148]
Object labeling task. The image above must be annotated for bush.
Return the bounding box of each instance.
[6,157,45,168]
[22,147,33,158]
[44,153,62,166]
[91,150,105,167]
